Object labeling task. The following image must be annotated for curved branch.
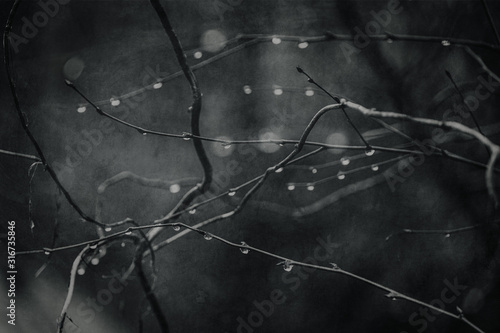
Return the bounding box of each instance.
[57,245,90,333]
[3,0,105,227]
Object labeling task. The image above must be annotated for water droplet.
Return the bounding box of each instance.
[337,172,346,180]
[441,40,451,46]
[387,38,393,43]
[273,88,283,96]
[110,98,120,106]
[240,242,249,254]
[194,51,203,59]
[283,260,293,272]
[311,168,317,174]
[287,184,295,191]
[169,184,181,194]
[77,106,87,113]
[392,297,397,301]
[275,167,283,173]
[44,250,50,255]
[307,184,315,191]
[142,132,147,136]
[305,89,314,97]
[340,157,350,166]
[89,244,98,250]
[91,258,100,265]
[243,85,252,94]
[298,41,309,49]
[272,37,282,45]
[153,82,163,89]
[104,227,112,232]
[445,233,451,238]
[120,242,126,247]
[223,143,232,149]
[77,267,86,275]
[189,209,196,215]
[182,132,191,141]
[125,231,132,235]
[330,263,339,269]
[279,143,285,147]
[203,233,213,240]
[371,164,379,171]
[228,191,236,197]
[173,225,181,232]
[365,149,375,156]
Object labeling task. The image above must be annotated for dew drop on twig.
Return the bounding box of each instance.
[307,184,315,191]
[275,167,283,173]
[173,225,181,232]
[77,267,86,276]
[44,250,50,255]
[445,233,451,238]
[240,242,249,255]
[298,42,309,49]
[337,172,346,180]
[189,209,196,215]
[340,157,350,166]
[287,184,295,191]
[311,168,317,174]
[203,233,213,241]
[89,244,98,250]
[104,227,112,232]
[283,260,294,272]
[441,40,451,46]
[228,191,236,197]
[169,184,181,194]
[371,164,379,171]
[365,149,375,156]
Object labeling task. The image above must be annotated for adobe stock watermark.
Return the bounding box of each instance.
[62,267,135,333]
[384,72,499,192]
[8,0,71,54]
[235,234,339,333]
[340,0,403,63]
[401,277,467,333]
[53,64,170,183]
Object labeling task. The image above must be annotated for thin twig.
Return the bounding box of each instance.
[25,221,485,333]
[0,148,41,161]
[296,67,371,149]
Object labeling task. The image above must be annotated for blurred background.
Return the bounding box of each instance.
[1,0,500,332]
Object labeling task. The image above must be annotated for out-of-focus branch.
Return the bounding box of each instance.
[326,30,500,51]
[97,171,200,194]
[385,219,500,241]
[481,0,500,45]
[56,245,90,333]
